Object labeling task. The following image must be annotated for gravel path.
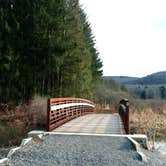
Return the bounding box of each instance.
[7,134,156,166]
[142,149,166,166]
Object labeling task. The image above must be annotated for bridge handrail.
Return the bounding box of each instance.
[118,99,129,134]
[47,98,95,131]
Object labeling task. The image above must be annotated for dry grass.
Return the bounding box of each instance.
[28,95,47,127]
[0,123,23,147]
[130,108,166,142]
[0,95,48,147]
[95,104,117,114]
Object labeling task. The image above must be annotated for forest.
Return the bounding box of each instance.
[0,0,103,104]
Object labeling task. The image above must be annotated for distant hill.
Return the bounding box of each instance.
[106,71,166,99]
[108,71,166,85]
[104,76,138,84]
[125,71,166,85]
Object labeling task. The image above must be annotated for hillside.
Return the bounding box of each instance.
[105,76,139,84]
[125,71,166,85]
[107,71,166,99]
[109,71,166,85]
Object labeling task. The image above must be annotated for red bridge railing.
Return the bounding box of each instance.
[47,98,95,131]
[118,99,129,134]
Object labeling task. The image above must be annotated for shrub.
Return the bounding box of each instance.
[0,123,23,147]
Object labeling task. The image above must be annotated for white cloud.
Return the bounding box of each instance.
[80,0,166,76]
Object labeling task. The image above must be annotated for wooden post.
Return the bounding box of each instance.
[119,99,129,134]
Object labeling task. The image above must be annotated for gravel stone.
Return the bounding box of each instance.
[0,148,10,159]
[8,135,166,166]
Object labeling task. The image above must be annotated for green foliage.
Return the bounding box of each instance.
[0,0,102,104]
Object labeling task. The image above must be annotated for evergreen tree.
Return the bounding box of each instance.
[0,0,103,104]
[159,86,166,99]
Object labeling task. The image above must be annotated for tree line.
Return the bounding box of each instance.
[96,79,128,105]
[0,0,102,104]
[127,85,166,99]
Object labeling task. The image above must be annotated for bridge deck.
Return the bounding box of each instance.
[53,114,124,134]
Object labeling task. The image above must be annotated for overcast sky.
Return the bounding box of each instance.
[80,0,166,77]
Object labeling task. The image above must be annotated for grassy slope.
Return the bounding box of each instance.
[0,95,47,147]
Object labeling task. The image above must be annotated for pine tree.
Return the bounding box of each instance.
[0,0,103,104]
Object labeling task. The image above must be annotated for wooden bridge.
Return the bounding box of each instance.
[47,97,129,134]
[2,98,151,166]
